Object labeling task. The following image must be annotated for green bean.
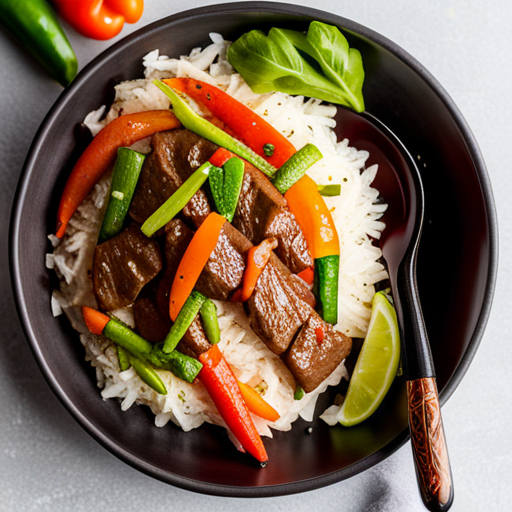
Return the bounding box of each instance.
[156,351,203,383]
[313,255,340,325]
[99,147,145,243]
[128,353,167,395]
[200,299,221,344]
[103,319,153,359]
[163,291,207,353]
[294,385,305,400]
[272,144,323,194]
[209,157,244,222]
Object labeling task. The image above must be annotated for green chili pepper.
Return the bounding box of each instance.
[153,80,277,177]
[0,0,77,87]
[128,353,167,395]
[313,255,340,325]
[163,291,207,353]
[208,157,244,223]
[99,148,145,243]
[200,299,221,344]
[272,144,323,194]
[141,161,214,237]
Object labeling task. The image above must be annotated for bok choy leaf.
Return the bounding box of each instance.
[227,21,365,112]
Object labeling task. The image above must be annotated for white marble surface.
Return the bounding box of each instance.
[0,1,510,510]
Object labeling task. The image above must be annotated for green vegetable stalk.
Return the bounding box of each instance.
[200,299,221,344]
[0,0,77,87]
[153,80,277,177]
[128,353,167,396]
[314,255,340,325]
[227,21,365,112]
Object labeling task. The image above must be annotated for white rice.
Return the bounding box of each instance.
[47,34,388,439]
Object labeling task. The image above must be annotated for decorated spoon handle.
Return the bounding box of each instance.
[407,377,454,511]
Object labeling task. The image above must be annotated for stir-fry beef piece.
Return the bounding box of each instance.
[246,253,312,355]
[233,162,312,273]
[129,129,218,227]
[93,226,163,311]
[285,315,352,393]
[164,219,195,281]
[133,297,170,343]
[177,316,211,359]
[195,222,252,301]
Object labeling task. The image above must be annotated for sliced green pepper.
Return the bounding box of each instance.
[314,255,340,325]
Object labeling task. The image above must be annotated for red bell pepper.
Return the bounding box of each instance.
[56,110,179,238]
[163,78,296,168]
[199,345,268,463]
[54,0,144,41]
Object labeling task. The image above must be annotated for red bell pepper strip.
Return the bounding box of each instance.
[208,147,235,168]
[56,110,180,238]
[163,78,296,168]
[169,212,226,321]
[315,326,324,346]
[297,266,315,286]
[199,345,268,463]
[54,0,144,41]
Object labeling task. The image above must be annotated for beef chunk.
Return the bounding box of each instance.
[164,219,194,281]
[133,297,170,343]
[93,226,163,311]
[130,129,218,227]
[233,162,312,273]
[177,316,211,359]
[246,254,312,355]
[285,315,352,393]
[195,222,252,301]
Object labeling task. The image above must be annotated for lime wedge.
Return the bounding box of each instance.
[339,291,401,426]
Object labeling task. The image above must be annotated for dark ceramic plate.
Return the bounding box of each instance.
[10,1,497,497]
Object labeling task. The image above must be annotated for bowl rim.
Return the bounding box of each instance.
[9,1,498,497]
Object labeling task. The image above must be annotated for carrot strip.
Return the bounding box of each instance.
[82,306,110,335]
[237,380,280,422]
[169,212,226,321]
[163,78,296,168]
[199,345,268,463]
[297,266,315,286]
[284,175,340,259]
[241,238,278,302]
[56,110,180,238]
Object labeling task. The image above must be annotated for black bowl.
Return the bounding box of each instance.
[10,1,497,497]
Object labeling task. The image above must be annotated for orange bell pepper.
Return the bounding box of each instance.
[284,175,340,259]
[169,212,226,321]
[199,345,268,463]
[241,238,278,302]
[54,0,144,41]
[56,110,179,238]
[163,78,296,168]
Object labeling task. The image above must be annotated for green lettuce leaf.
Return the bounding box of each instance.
[227,22,365,112]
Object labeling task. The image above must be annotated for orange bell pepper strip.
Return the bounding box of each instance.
[56,110,179,238]
[241,238,278,302]
[237,381,280,423]
[82,306,110,335]
[163,78,296,168]
[199,345,268,463]
[169,212,226,321]
[54,0,144,41]
[284,175,340,259]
